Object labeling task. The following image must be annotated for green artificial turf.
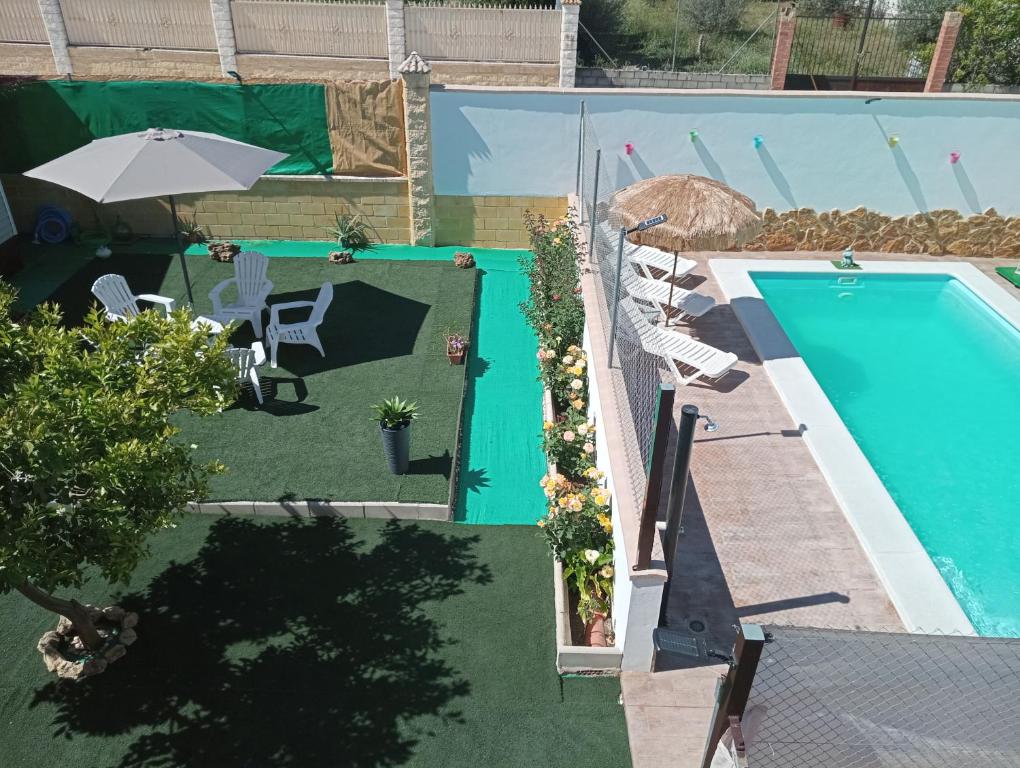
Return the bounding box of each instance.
[38,251,476,504]
[995,266,1020,289]
[0,515,630,767]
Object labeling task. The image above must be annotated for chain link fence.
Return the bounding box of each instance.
[740,625,1020,767]
[577,104,667,522]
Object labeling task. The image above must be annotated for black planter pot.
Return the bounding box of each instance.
[380,421,412,474]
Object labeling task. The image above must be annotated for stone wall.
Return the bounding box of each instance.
[2,175,411,244]
[575,67,770,90]
[745,206,1020,258]
[435,195,567,248]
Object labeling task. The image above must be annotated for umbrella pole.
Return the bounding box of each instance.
[168,195,195,306]
[664,252,679,328]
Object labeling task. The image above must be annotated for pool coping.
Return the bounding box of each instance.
[710,259,1020,636]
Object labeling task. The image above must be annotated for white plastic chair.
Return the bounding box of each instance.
[91,274,175,321]
[208,251,273,338]
[227,341,267,405]
[265,282,334,369]
[620,265,716,321]
[620,296,737,385]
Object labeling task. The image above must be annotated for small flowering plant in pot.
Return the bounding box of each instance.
[446,332,469,365]
[371,396,419,475]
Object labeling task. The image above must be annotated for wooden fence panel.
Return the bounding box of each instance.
[405,5,560,63]
[0,0,49,44]
[231,0,387,59]
[58,0,217,50]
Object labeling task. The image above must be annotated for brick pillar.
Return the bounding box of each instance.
[559,0,580,88]
[399,52,435,247]
[924,11,963,93]
[36,0,72,75]
[769,2,796,91]
[386,0,406,80]
[208,0,238,76]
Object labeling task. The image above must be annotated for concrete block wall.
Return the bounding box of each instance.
[434,195,567,249]
[3,175,411,244]
[575,67,770,90]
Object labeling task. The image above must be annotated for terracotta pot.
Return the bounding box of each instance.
[584,612,608,647]
[832,11,850,29]
[446,339,468,365]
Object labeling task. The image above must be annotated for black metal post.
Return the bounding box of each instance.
[658,403,699,625]
[168,194,194,305]
[700,624,766,768]
[636,383,676,570]
[848,0,876,91]
[607,226,626,368]
[587,149,601,262]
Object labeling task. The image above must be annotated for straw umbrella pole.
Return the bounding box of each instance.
[609,175,762,325]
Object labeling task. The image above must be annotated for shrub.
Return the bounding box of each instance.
[520,211,585,352]
[681,0,749,33]
[543,416,597,479]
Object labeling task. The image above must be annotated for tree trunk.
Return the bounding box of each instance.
[15,581,104,652]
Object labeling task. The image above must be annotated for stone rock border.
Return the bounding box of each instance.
[37,605,138,680]
[745,207,1020,257]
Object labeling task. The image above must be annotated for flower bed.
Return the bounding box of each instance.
[521,211,616,650]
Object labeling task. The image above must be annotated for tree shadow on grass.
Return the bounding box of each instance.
[31,517,491,768]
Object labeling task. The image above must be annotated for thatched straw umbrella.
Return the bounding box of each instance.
[609,174,761,325]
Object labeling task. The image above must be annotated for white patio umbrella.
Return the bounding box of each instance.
[24,128,288,304]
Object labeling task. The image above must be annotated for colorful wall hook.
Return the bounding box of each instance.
[949,151,961,164]
[753,135,764,149]
[625,142,634,155]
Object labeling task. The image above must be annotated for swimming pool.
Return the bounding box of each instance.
[748,271,1020,637]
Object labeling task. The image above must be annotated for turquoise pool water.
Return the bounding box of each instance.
[752,272,1020,637]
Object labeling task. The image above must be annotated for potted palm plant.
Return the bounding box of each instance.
[371,396,419,475]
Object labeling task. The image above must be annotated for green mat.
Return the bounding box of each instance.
[15,240,548,525]
[995,266,1020,288]
[0,516,630,767]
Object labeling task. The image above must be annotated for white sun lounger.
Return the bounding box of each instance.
[598,221,697,282]
[620,265,716,320]
[620,296,737,385]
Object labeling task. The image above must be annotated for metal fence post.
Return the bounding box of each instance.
[575,100,585,199]
[606,226,625,368]
[587,148,601,261]
[635,383,675,570]
[700,624,766,768]
[848,0,876,90]
[658,403,698,625]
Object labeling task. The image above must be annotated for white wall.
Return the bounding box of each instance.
[431,90,1020,216]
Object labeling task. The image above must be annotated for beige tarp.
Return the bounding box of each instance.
[325,80,406,177]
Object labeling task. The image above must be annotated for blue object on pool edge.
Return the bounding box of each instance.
[752,272,1020,637]
[34,205,72,244]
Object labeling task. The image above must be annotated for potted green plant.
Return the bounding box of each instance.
[371,396,419,474]
[325,213,371,263]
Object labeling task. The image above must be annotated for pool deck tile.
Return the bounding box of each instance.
[623,250,1014,768]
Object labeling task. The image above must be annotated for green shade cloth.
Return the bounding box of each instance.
[0,80,332,176]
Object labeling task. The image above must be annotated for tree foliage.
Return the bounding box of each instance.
[0,282,236,601]
[680,0,749,33]
[953,0,1020,85]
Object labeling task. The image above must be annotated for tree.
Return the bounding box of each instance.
[681,0,749,33]
[0,283,236,651]
[953,0,1020,85]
